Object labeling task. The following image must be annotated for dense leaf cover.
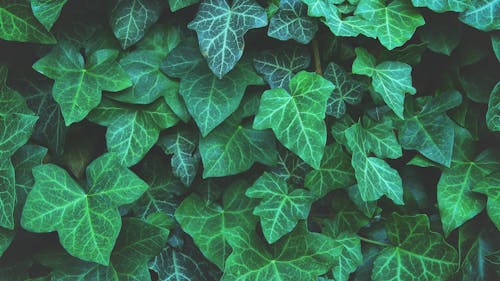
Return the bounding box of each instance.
[0,0,499,280]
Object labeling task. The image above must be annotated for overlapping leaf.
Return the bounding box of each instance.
[30,0,68,30]
[268,0,318,44]
[458,0,499,32]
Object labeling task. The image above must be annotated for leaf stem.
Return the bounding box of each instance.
[311,37,322,75]
[359,236,390,247]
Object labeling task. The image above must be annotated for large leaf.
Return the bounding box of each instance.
[355,0,425,50]
[30,0,68,30]
[254,71,334,169]
[188,0,268,78]
[32,42,132,125]
[459,0,500,32]
[0,1,56,43]
[268,0,318,44]
[246,172,315,243]
[21,153,148,265]
[371,213,458,281]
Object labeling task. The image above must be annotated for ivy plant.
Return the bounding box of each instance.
[0,0,499,280]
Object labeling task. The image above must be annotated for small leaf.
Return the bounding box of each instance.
[30,0,68,30]
[268,0,318,44]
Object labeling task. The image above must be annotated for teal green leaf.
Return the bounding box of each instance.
[268,0,318,44]
[324,62,367,118]
[345,122,404,204]
[352,48,416,119]
[246,172,316,243]
[304,143,355,198]
[302,0,375,38]
[175,181,258,269]
[486,82,500,132]
[163,42,264,136]
[411,0,471,12]
[222,223,342,281]
[110,0,163,49]
[0,1,56,44]
[492,34,500,62]
[88,98,179,167]
[438,132,500,235]
[11,145,47,204]
[254,71,334,169]
[32,42,132,125]
[158,128,200,186]
[253,45,311,89]
[361,118,402,159]
[188,0,268,78]
[21,153,148,265]
[355,0,425,50]
[399,91,462,167]
[30,0,68,30]
[330,233,363,281]
[0,161,15,230]
[323,192,371,236]
[459,0,500,32]
[473,172,500,231]
[135,23,182,56]
[0,227,14,258]
[371,213,459,281]
[168,0,200,11]
[270,147,310,186]
[199,112,277,178]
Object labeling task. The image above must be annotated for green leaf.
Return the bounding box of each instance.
[199,112,277,178]
[0,1,56,44]
[0,227,14,258]
[254,71,334,169]
[268,0,318,44]
[163,42,264,136]
[110,0,164,49]
[355,0,425,50]
[411,0,471,12]
[302,0,375,38]
[175,181,258,269]
[459,0,500,32]
[222,223,342,281]
[324,62,367,118]
[21,153,148,265]
[188,0,268,78]
[352,47,416,119]
[88,98,179,167]
[371,213,458,281]
[473,172,500,231]
[168,0,200,11]
[345,122,404,204]
[33,42,132,125]
[158,128,200,186]
[11,145,47,204]
[30,0,68,30]
[304,143,355,198]
[246,172,316,243]
[419,18,462,56]
[486,82,500,132]
[0,161,15,230]
[253,45,311,89]
[492,34,500,62]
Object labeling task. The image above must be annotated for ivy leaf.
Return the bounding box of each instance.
[0,1,56,44]
[411,0,471,12]
[345,122,404,205]
[32,42,132,125]
[254,71,334,169]
[419,18,462,56]
[168,0,200,12]
[352,48,416,119]
[473,172,500,231]
[199,112,277,178]
[492,34,500,62]
[458,0,500,32]
[188,0,268,78]
[268,0,318,44]
[253,45,311,90]
[324,62,367,118]
[371,213,459,281]
[162,42,264,136]
[355,0,425,50]
[437,129,500,235]
[158,128,200,187]
[222,223,342,281]
[302,0,375,38]
[175,181,258,269]
[246,172,316,243]
[21,153,148,265]
[30,0,68,30]
[0,161,15,230]
[304,143,355,198]
[486,82,499,132]
[110,0,164,49]
[11,145,47,205]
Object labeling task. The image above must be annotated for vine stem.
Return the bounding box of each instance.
[359,236,390,247]
[311,37,322,75]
